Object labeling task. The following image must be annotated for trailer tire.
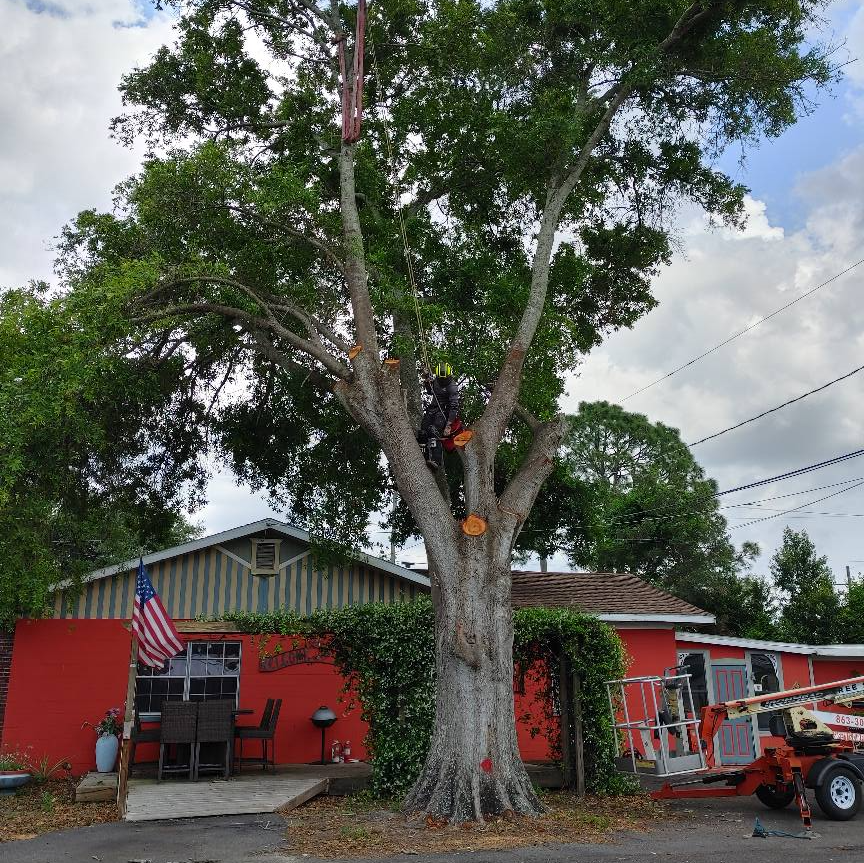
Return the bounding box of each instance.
[815,766,862,821]
[755,785,795,809]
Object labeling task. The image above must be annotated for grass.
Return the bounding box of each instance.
[0,779,118,843]
[279,791,669,859]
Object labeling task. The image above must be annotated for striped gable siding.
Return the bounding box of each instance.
[52,549,421,620]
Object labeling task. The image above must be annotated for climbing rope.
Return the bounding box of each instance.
[366,26,433,377]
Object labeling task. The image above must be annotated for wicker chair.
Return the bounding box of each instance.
[158,702,198,781]
[235,698,282,772]
[130,712,161,776]
[193,700,234,780]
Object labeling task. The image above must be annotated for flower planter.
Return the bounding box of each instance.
[95,734,119,773]
[0,771,31,795]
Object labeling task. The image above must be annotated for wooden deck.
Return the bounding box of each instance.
[124,772,328,822]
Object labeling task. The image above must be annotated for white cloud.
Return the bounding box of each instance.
[0,0,175,287]
[572,145,864,577]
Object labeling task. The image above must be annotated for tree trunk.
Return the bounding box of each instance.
[403,547,544,821]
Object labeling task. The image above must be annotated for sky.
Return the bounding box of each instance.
[2,0,864,578]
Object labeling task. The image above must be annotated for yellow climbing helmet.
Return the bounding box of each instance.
[435,362,453,378]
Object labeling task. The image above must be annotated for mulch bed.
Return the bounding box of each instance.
[279,792,668,859]
[0,779,118,842]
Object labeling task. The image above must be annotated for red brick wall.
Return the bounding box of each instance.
[0,628,13,741]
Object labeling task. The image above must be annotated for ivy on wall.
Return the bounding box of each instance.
[220,598,626,798]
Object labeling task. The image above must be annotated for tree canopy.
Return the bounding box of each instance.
[50,0,836,552]
[771,526,841,645]
[0,285,201,628]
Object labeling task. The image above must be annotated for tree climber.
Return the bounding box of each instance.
[417,363,460,470]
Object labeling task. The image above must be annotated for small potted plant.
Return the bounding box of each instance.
[0,748,33,794]
[82,707,122,773]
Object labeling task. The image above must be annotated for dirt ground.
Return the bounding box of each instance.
[278,792,667,859]
[0,779,118,843]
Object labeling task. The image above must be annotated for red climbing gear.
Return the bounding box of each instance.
[335,0,366,143]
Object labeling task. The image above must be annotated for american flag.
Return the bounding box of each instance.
[132,559,184,668]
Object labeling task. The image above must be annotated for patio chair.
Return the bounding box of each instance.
[235,698,275,734]
[158,702,198,781]
[130,713,160,776]
[193,700,234,780]
[235,698,282,772]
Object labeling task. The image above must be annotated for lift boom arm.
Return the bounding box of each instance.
[700,674,864,768]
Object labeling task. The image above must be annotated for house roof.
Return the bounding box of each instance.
[511,571,715,625]
[63,518,431,591]
[676,631,864,659]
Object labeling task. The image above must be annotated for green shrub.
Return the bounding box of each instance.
[221,598,625,798]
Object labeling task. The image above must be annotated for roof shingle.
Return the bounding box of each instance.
[511,571,710,619]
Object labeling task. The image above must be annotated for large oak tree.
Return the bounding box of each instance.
[52,0,834,820]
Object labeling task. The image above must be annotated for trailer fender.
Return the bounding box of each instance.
[806,757,864,789]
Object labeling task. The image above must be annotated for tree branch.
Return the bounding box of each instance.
[219,203,348,276]
[133,292,350,379]
[479,5,718,449]
[247,328,336,393]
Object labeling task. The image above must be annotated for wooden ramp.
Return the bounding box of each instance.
[124,773,327,822]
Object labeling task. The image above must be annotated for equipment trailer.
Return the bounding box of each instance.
[608,672,864,830]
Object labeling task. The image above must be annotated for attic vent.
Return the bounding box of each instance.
[251,539,281,576]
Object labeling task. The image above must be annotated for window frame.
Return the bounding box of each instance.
[135,639,242,717]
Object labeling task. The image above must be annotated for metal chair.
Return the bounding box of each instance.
[193,700,234,780]
[130,712,161,776]
[158,702,198,781]
[235,698,282,772]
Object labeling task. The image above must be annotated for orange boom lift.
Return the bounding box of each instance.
[608,672,864,830]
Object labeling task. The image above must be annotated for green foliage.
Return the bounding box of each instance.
[512,606,628,793]
[45,0,836,551]
[222,600,435,799]
[221,598,626,797]
[517,401,766,636]
[0,285,203,629]
[840,579,864,645]
[772,527,841,645]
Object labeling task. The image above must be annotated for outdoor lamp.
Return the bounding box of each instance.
[311,705,337,764]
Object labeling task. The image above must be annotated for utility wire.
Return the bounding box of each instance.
[718,448,864,496]
[731,478,864,530]
[689,361,864,447]
[620,257,864,403]
[722,477,864,508]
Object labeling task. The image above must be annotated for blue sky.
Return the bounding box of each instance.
[718,1,863,230]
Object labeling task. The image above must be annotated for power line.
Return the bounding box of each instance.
[718,448,864,496]
[689,361,864,447]
[620,257,864,403]
[722,477,864,508]
[731,478,864,530]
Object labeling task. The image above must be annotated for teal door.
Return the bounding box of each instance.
[711,663,756,765]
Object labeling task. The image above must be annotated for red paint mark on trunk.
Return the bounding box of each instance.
[480,758,493,773]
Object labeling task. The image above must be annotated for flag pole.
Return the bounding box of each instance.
[117,630,138,817]
[117,557,143,817]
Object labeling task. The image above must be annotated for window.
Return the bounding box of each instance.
[750,652,781,732]
[135,641,241,715]
[679,653,709,716]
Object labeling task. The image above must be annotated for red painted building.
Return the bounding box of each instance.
[1,518,726,775]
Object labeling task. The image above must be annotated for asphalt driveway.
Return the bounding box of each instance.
[3,794,863,863]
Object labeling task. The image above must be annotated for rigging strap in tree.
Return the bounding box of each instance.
[335,0,366,144]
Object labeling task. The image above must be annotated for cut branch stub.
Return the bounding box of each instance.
[452,429,473,448]
[348,344,363,360]
[383,358,401,372]
[461,514,488,536]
